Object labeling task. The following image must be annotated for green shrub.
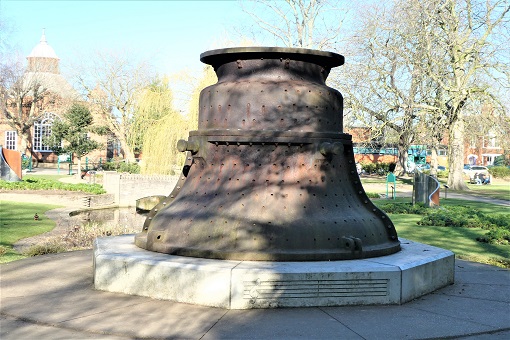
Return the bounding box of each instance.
[102,160,140,174]
[493,155,506,166]
[0,177,105,194]
[417,206,510,244]
[488,166,510,178]
[477,229,510,245]
[437,170,448,178]
[361,162,376,174]
[377,202,427,214]
[361,162,395,175]
[21,156,30,170]
[118,162,140,173]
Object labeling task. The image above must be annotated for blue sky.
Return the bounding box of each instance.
[1,0,253,76]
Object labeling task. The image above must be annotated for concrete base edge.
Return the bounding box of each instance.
[93,235,454,309]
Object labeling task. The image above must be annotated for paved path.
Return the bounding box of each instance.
[1,251,509,339]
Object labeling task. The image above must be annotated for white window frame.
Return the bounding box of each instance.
[469,136,477,148]
[5,131,18,150]
[482,153,502,166]
[483,130,500,149]
[33,112,59,152]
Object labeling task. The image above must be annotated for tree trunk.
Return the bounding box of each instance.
[395,146,409,176]
[447,117,469,190]
[20,137,29,156]
[118,136,136,163]
[394,133,411,176]
[76,156,82,180]
[430,146,438,178]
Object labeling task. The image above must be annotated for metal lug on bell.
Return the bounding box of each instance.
[135,47,400,261]
[177,139,199,154]
[342,236,362,252]
[320,142,344,157]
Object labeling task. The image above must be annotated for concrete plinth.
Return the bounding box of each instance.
[93,235,454,309]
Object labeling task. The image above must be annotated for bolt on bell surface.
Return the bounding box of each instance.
[135,47,400,261]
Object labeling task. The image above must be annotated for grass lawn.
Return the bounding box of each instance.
[391,214,509,267]
[438,197,510,213]
[1,195,508,267]
[24,174,70,181]
[374,198,510,267]
[0,201,62,263]
[458,181,510,201]
[435,174,509,200]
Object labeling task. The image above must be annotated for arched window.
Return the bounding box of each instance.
[33,112,60,152]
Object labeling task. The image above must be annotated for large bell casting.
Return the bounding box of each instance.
[135,47,400,261]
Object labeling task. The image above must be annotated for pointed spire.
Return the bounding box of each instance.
[41,28,47,43]
[27,29,59,63]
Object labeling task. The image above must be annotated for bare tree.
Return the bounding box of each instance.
[240,0,348,49]
[74,50,155,162]
[412,0,509,190]
[337,2,428,175]
[338,0,509,189]
[1,54,51,157]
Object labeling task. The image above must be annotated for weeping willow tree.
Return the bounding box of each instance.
[188,65,217,130]
[138,68,217,175]
[141,114,188,174]
[134,78,188,175]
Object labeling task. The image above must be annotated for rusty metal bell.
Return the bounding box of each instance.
[135,47,400,261]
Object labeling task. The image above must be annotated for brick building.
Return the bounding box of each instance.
[347,125,506,168]
[1,31,111,166]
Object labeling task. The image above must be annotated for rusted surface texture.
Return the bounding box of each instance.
[0,147,22,181]
[135,47,399,261]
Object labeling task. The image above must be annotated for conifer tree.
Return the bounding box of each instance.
[45,103,104,177]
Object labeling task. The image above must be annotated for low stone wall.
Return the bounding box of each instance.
[82,194,115,208]
[102,171,179,207]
